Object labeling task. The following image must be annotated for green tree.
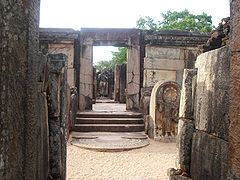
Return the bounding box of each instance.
[136,9,213,32]
[111,47,127,65]
[94,47,127,72]
[94,60,113,72]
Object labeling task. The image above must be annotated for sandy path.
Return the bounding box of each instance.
[67,140,176,180]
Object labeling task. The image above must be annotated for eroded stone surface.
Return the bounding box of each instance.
[195,46,230,140]
[0,0,44,179]
[47,54,68,179]
[176,120,194,174]
[179,69,197,120]
[191,131,229,180]
[229,1,240,177]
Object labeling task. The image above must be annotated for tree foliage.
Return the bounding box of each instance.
[136,9,213,32]
[94,47,127,72]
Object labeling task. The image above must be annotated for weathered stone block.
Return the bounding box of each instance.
[119,64,126,103]
[167,168,192,180]
[191,131,229,180]
[144,58,185,70]
[47,53,67,179]
[176,119,195,174]
[143,69,176,87]
[145,46,185,60]
[67,68,75,87]
[179,69,197,119]
[49,43,74,68]
[195,46,230,140]
[114,64,120,101]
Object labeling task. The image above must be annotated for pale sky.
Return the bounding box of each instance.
[40,0,230,63]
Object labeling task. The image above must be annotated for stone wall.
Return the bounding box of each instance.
[174,46,240,179]
[192,46,230,179]
[229,0,240,177]
[141,31,208,120]
[39,28,79,88]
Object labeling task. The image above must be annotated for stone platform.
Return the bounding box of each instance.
[71,101,149,151]
[70,132,150,152]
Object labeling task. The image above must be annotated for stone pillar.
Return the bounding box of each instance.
[47,54,67,179]
[229,0,240,177]
[119,64,126,103]
[126,45,140,111]
[176,69,197,175]
[0,0,49,179]
[79,44,93,111]
[93,67,97,103]
[108,70,114,99]
[114,64,120,102]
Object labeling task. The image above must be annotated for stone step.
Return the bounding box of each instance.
[73,124,145,132]
[75,117,144,124]
[77,111,142,119]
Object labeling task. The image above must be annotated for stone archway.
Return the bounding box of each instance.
[79,28,141,112]
[149,81,181,141]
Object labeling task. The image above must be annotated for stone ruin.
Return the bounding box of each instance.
[168,2,240,178]
[200,17,230,53]
[1,0,240,179]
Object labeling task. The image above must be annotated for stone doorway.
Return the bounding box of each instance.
[93,48,127,112]
[79,28,141,112]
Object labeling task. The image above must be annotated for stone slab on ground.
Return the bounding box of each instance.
[70,132,149,152]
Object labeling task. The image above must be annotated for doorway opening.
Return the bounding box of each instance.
[93,46,127,112]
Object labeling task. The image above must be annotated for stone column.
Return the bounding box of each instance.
[126,45,140,111]
[119,64,126,103]
[229,0,240,177]
[47,54,67,179]
[79,44,93,111]
[114,64,120,102]
[108,70,114,99]
[176,69,197,175]
[0,0,48,179]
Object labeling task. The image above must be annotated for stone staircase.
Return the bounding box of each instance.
[73,111,145,132]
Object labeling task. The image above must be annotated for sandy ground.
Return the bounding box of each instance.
[67,140,176,180]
